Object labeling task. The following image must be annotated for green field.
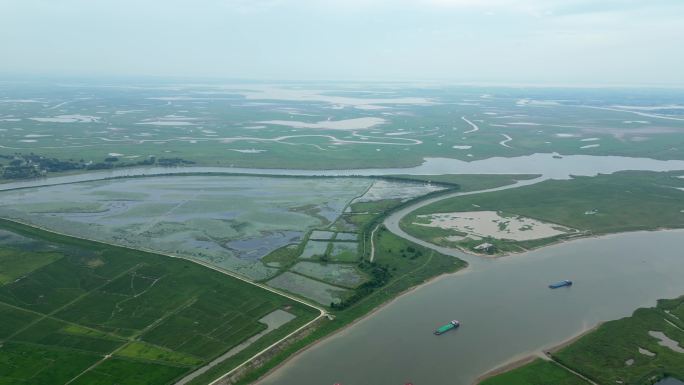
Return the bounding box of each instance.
[480,296,684,385]
[0,248,62,284]
[0,219,317,385]
[479,359,589,385]
[402,171,684,253]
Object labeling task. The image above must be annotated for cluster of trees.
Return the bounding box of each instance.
[400,246,422,260]
[0,153,195,179]
[330,262,391,310]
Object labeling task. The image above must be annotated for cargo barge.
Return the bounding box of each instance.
[549,280,572,289]
[434,320,460,335]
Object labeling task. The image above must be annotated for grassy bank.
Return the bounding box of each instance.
[479,296,684,385]
[402,171,684,254]
[480,359,589,385]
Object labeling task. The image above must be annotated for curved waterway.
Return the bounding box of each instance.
[3,153,684,190]
[258,229,684,385]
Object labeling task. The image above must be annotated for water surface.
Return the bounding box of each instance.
[258,230,684,385]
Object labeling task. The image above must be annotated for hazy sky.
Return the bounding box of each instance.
[1,0,683,85]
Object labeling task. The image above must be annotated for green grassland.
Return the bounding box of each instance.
[0,219,318,385]
[0,248,62,284]
[480,296,684,385]
[479,359,589,385]
[402,171,684,253]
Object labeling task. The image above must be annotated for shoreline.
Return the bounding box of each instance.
[546,323,602,355]
[423,226,684,260]
[473,323,602,384]
[254,267,471,384]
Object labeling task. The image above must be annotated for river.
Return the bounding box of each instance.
[3,153,684,191]
[257,230,684,385]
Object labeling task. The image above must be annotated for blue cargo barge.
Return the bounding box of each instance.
[549,280,572,289]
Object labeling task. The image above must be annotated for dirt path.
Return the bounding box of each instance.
[369,224,380,262]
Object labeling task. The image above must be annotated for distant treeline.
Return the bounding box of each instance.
[0,153,195,180]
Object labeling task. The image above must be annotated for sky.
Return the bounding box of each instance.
[1,0,683,86]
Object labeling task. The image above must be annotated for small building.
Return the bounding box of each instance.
[473,242,495,254]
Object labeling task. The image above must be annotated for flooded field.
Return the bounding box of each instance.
[0,174,402,303]
[0,175,371,280]
[299,240,329,259]
[267,271,349,305]
[291,261,366,288]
